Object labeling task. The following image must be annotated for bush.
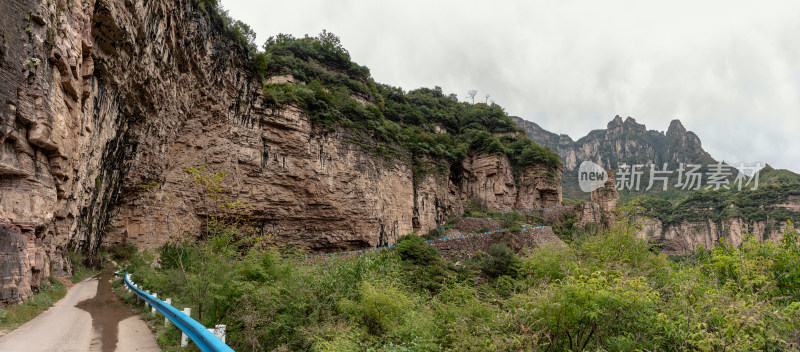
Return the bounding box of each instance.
[519,244,577,284]
[114,199,800,351]
[480,243,520,278]
[513,272,663,351]
[0,278,66,329]
[107,242,137,261]
[396,235,440,266]
[339,281,415,335]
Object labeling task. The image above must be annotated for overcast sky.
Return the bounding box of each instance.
[223,0,800,172]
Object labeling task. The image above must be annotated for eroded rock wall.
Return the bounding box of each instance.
[459,154,561,211]
[638,217,792,255]
[0,0,562,304]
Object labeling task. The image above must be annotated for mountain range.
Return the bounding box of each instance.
[512,115,800,201]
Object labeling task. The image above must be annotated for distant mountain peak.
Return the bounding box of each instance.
[513,114,714,171]
[667,119,686,135]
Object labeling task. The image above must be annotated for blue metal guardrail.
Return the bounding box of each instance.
[114,272,234,352]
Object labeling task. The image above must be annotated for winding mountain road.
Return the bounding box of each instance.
[0,272,159,351]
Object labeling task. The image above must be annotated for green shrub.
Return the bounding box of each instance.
[513,272,663,351]
[519,244,577,284]
[113,199,800,351]
[339,281,415,335]
[0,278,66,329]
[396,235,440,266]
[422,227,445,240]
[107,242,137,261]
[480,243,520,278]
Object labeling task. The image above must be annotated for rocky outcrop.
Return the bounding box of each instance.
[0,0,561,304]
[458,154,561,211]
[513,115,713,173]
[637,217,793,255]
[591,169,618,216]
[512,115,716,200]
[1,0,124,304]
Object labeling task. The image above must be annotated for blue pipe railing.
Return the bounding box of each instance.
[114,272,234,352]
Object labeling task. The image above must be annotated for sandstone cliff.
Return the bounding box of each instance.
[637,217,793,255]
[0,0,561,304]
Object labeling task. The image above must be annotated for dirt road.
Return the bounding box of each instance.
[0,272,159,351]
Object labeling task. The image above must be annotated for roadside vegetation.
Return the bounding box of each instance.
[0,277,67,336]
[116,200,800,351]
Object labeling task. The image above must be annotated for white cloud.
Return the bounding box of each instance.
[222,0,800,171]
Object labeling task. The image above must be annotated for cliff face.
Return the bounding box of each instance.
[0,0,561,304]
[458,154,561,211]
[638,217,792,255]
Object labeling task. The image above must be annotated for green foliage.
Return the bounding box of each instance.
[519,244,577,284]
[639,183,800,229]
[479,243,520,278]
[551,211,600,243]
[119,213,800,351]
[67,251,97,283]
[396,235,450,293]
[258,32,560,180]
[422,227,446,240]
[339,281,415,335]
[396,235,440,266]
[462,201,501,219]
[106,242,137,261]
[0,277,66,330]
[514,272,663,351]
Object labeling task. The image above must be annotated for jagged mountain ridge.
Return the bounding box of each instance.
[512,115,722,200]
[512,115,715,172]
[512,116,800,253]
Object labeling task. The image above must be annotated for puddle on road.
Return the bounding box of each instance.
[75,271,136,352]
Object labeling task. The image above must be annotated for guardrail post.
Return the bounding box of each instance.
[151,293,158,313]
[208,325,226,343]
[181,308,191,347]
[144,291,150,309]
[164,299,172,326]
[116,272,234,352]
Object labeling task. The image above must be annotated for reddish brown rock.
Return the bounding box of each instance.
[591,169,618,217]
[0,0,563,305]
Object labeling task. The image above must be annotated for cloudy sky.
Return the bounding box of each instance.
[223,0,800,172]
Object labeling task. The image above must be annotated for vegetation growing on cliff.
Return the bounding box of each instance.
[118,206,800,351]
[256,32,560,174]
[188,1,559,178]
[638,182,800,229]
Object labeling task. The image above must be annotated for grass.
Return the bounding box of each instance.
[0,277,67,336]
[0,250,101,337]
[67,252,99,283]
